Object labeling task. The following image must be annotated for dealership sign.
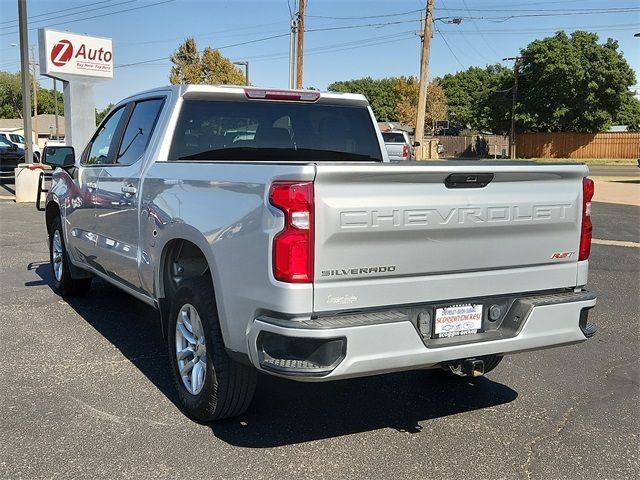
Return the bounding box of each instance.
[39,29,113,79]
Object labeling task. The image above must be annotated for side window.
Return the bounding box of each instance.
[85,107,125,165]
[116,98,164,166]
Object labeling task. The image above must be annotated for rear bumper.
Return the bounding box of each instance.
[246,291,596,381]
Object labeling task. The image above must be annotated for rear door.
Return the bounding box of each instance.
[93,97,165,291]
[313,162,587,312]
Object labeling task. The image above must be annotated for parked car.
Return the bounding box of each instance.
[382,130,414,161]
[0,131,40,160]
[0,135,25,178]
[43,84,597,422]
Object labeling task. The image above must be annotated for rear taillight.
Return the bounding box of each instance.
[269,181,314,283]
[579,177,594,261]
[402,144,408,158]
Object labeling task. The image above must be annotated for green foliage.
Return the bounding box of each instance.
[518,31,637,132]
[169,37,246,85]
[37,87,64,115]
[615,93,640,131]
[95,103,114,125]
[437,65,511,134]
[328,77,399,121]
[0,70,64,118]
[393,77,447,133]
[0,71,24,118]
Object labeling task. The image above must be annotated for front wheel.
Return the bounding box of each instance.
[49,216,92,296]
[168,278,257,421]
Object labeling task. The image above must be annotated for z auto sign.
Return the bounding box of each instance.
[39,29,113,79]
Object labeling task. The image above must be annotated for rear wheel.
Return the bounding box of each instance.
[168,278,257,421]
[49,216,92,296]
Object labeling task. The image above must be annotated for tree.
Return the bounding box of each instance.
[327,77,399,121]
[394,77,447,133]
[169,38,246,85]
[518,31,637,132]
[437,65,511,133]
[0,71,23,118]
[95,103,114,125]
[0,70,65,118]
[36,87,64,116]
[169,38,202,84]
[615,93,640,131]
[201,47,246,85]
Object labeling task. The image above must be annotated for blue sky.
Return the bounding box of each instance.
[0,0,638,109]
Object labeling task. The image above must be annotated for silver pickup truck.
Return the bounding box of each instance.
[382,130,414,161]
[42,85,597,421]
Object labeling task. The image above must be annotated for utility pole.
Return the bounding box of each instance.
[53,79,59,137]
[17,0,33,163]
[503,56,523,159]
[296,0,305,89]
[31,45,39,151]
[414,0,434,160]
[288,11,297,89]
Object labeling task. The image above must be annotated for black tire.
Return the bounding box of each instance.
[49,216,92,296]
[168,278,257,421]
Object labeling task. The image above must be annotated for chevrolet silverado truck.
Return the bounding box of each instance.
[42,85,597,421]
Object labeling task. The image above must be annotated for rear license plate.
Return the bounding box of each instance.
[433,304,483,338]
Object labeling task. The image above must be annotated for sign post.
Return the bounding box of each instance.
[38,29,113,152]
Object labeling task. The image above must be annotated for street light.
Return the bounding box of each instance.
[233,61,249,86]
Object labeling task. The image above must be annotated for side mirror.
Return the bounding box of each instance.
[413,141,421,147]
[42,146,76,168]
[9,143,18,151]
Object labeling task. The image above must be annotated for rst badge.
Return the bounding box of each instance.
[551,251,575,259]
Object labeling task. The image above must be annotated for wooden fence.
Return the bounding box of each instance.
[439,135,509,158]
[439,132,640,159]
[516,132,640,159]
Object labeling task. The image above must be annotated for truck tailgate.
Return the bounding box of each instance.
[313,162,588,312]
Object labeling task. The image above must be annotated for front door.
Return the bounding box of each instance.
[93,98,165,291]
[65,106,127,269]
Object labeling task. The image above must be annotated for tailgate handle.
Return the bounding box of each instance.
[444,173,494,189]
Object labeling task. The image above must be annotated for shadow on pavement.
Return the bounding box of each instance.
[32,262,518,447]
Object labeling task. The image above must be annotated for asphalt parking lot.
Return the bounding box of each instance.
[1,197,638,479]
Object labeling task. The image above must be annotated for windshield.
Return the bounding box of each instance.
[382,132,406,143]
[168,99,383,162]
[0,137,13,147]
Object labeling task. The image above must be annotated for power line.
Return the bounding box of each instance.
[1,1,138,32]
[306,9,422,20]
[236,31,417,63]
[0,0,176,38]
[436,23,638,35]
[0,0,116,26]
[460,0,501,59]
[116,32,291,68]
[437,6,640,14]
[305,18,420,33]
[443,8,640,24]
[117,30,418,69]
[434,25,466,70]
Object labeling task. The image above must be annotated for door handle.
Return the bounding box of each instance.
[87,182,97,191]
[121,185,137,196]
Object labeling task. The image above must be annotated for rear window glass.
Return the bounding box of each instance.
[168,100,383,162]
[382,132,406,143]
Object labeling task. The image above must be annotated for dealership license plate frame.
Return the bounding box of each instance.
[432,303,484,339]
